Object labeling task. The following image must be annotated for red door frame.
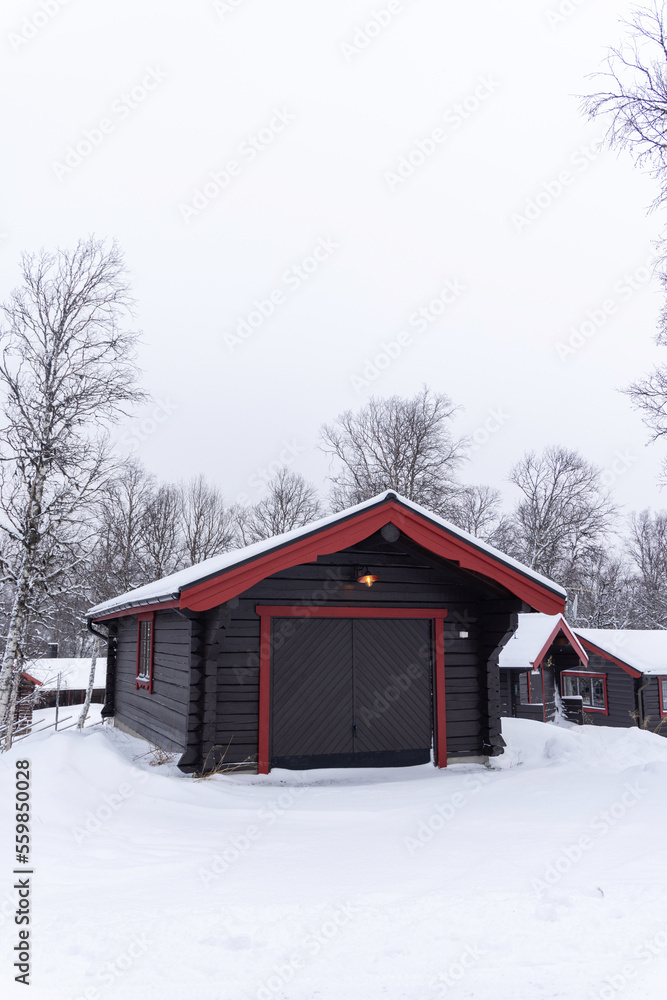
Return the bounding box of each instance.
[255,605,449,774]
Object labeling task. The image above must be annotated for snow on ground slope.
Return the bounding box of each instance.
[2,719,667,999]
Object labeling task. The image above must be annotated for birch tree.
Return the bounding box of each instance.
[0,238,144,745]
[583,2,667,472]
[320,386,467,514]
[503,446,618,584]
[236,467,323,544]
[178,475,237,565]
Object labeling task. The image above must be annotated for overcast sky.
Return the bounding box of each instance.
[3,0,666,523]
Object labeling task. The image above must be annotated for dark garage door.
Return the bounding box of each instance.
[271,617,433,768]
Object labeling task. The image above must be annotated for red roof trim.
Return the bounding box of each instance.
[179,499,566,614]
[577,637,643,679]
[531,619,589,669]
[21,672,43,687]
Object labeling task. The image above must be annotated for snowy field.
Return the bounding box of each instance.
[2,719,667,1000]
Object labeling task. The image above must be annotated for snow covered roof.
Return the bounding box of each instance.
[23,657,105,692]
[575,629,667,677]
[498,613,588,669]
[88,490,566,618]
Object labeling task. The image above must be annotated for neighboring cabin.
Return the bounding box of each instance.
[26,657,106,709]
[87,491,566,774]
[500,614,667,736]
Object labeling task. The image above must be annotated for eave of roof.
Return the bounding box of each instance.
[89,491,566,620]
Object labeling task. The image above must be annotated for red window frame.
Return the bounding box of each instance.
[135,611,155,692]
[658,677,667,718]
[561,670,608,715]
[254,605,448,774]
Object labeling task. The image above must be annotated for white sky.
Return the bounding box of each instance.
[3,0,666,522]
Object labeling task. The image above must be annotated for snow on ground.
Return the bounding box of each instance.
[2,719,667,999]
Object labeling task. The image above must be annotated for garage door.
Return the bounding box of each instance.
[270,616,433,768]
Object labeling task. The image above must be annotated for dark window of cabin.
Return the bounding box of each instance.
[136,615,154,690]
[519,672,530,704]
[660,678,667,716]
[562,672,607,711]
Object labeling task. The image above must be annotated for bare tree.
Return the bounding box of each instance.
[583,3,667,466]
[502,446,618,584]
[320,386,467,514]
[142,483,183,579]
[447,484,508,543]
[178,474,237,565]
[0,238,144,745]
[236,467,323,544]
[626,508,667,626]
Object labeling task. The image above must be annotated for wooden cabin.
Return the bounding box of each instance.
[27,658,106,709]
[574,629,667,735]
[499,613,589,725]
[500,615,667,735]
[87,491,566,774]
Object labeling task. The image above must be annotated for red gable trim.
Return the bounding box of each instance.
[21,672,43,687]
[180,500,565,614]
[577,637,642,679]
[531,619,589,670]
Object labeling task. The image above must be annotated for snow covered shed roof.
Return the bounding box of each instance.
[498,613,588,669]
[88,491,567,620]
[574,629,667,677]
[23,657,105,692]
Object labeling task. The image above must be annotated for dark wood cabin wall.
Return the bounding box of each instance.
[112,611,192,750]
[640,677,667,736]
[212,535,521,765]
[479,601,526,753]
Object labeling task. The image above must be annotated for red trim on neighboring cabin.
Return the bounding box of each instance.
[255,605,449,774]
[434,617,447,767]
[561,670,609,715]
[21,673,43,687]
[576,638,642,679]
[531,620,589,670]
[179,500,565,615]
[658,676,667,718]
[92,599,180,623]
[135,611,155,693]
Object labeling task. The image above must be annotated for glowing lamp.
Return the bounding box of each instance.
[356,568,379,587]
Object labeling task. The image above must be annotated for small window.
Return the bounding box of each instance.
[135,613,154,691]
[519,672,530,704]
[562,672,607,712]
[660,678,667,717]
